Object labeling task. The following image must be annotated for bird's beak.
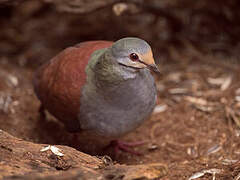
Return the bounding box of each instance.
[146,63,161,74]
[139,52,161,74]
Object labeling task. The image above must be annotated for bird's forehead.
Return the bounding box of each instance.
[112,38,151,55]
[123,39,150,52]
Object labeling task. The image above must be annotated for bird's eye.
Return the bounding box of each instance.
[129,53,139,61]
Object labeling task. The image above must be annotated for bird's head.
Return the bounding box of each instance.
[110,37,160,73]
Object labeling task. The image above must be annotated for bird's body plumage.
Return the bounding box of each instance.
[34,38,158,148]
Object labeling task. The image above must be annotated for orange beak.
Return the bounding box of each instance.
[139,50,161,74]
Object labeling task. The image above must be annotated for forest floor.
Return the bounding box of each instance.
[1,48,240,179]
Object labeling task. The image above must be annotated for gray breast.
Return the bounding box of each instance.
[78,69,157,138]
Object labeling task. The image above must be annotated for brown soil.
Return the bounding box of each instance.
[1,51,240,179]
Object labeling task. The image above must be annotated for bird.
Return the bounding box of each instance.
[33,37,160,155]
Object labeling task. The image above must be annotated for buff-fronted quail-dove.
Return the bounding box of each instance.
[33,37,160,155]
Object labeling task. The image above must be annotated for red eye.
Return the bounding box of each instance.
[129,53,139,61]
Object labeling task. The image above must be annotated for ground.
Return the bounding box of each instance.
[0,49,240,179]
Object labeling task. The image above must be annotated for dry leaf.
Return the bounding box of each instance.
[40,145,64,156]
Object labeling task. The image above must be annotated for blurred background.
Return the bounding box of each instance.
[1,0,240,67]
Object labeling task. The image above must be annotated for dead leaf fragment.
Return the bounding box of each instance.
[153,104,168,114]
[189,168,222,180]
[206,144,222,155]
[112,3,128,16]
[7,74,18,87]
[221,76,232,91]
[40,145,64,156]
[225,106,240,128]
[194,105,215,112]
[169,88,188,94]
[235,96,240,102]
[184,96,208,106]
[207,76,232,91]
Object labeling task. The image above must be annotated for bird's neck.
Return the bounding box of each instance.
[87,48,138,89]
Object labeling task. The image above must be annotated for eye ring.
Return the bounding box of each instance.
[129,53,139,61]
